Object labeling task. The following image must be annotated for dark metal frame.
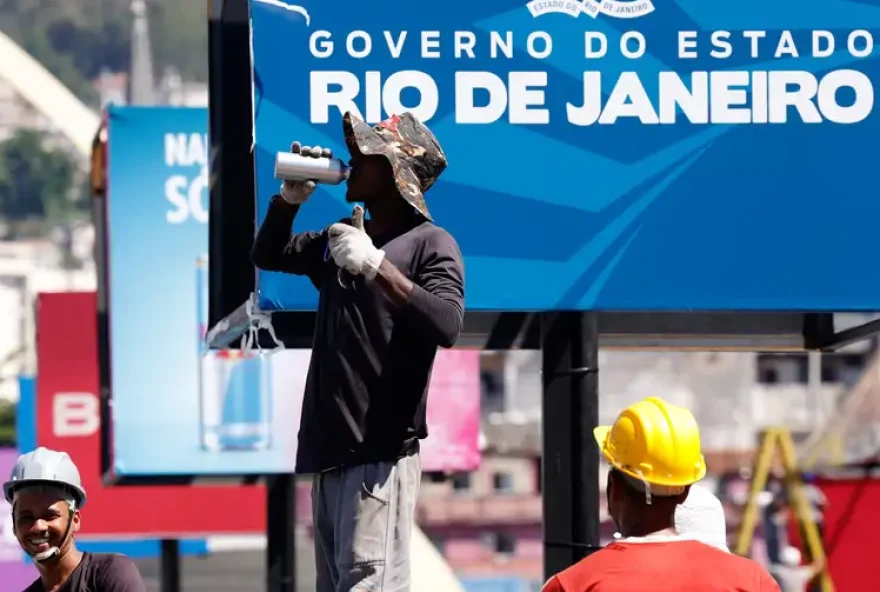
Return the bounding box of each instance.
[208,307,836,352]
[811,318,880,351]
[540,313,601,575]
[198,0,880,581]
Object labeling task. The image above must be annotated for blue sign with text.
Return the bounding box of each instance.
[250,0,880,312]
[105,107,309,476]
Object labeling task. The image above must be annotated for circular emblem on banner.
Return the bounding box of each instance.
[526,0,655,20]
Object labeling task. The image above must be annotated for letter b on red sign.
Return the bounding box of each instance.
[53,392,99,437]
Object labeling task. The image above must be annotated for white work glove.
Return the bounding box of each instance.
[279,142,332,205]
[328,223,385,280]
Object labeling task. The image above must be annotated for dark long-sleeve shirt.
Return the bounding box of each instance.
[251,196,465,473]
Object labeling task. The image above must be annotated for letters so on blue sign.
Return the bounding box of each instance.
[249,0,880,312]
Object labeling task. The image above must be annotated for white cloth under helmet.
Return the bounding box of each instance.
[675,483,729,551]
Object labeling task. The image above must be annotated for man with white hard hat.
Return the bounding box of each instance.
[3,447,145,591]
[543,397,779,591]
[772,546,825,592]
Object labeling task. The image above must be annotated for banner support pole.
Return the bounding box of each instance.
[266,474,297,592]
[541,312,601,581]
[159,539,181,592]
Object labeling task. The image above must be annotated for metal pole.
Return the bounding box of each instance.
[159,539,181,592]
[266,474,297,592]
[807,351,822,426]
[207,0,256,331]
[541,312,601,581]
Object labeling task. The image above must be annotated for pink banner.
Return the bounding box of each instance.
[0,448,39,589]
[421,351,482,472]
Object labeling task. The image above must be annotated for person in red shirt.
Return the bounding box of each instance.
[542,397,780,592]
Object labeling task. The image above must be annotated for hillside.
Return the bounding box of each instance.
[0,0,207,105]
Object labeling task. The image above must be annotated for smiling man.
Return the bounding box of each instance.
[3,447,145,592]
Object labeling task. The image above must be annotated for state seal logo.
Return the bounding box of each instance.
[527,0,655,20]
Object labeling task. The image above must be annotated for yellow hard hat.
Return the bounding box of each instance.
[594,396,706,487]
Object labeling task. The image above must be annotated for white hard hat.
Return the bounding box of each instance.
[675,484,729,551]
[2,447,87,509]
[781,546,802,566]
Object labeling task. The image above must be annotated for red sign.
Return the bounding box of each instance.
[36,292,266,537]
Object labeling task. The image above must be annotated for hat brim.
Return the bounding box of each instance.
[593,425,707,488]
[342,111,384,158]
[593,425,611,449]
[341,112,433,221]
[3,479,87,508]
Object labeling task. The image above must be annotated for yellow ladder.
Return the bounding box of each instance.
[734,427,834,592]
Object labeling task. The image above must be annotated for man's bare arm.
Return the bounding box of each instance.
[372,259,414,307]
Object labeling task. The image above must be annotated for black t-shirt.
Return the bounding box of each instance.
[23,552,146,592]
[252,197,466,473]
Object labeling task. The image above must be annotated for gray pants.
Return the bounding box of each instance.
[312,453,421,592]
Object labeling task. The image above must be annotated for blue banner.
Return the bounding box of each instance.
[105,107,310,476]
[250,0,880,311]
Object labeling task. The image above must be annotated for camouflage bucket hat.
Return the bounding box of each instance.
[342,111,447,221]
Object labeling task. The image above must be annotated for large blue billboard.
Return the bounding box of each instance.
[250,0,880,312]
[104,107,310,476]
